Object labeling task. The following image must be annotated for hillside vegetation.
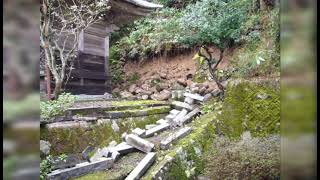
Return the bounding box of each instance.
[109,0,279,84]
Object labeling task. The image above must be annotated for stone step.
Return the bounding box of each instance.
[171,101,194,111]
[184,96,195,105]
[125,134,155,153]
[113,142,137,155]
[156,119,168,125]
[125,152,157,180]
[90,147,110,162]
[165,114,176,121]
[144,123,170,138]
[52,154,84,170]
[178,107,201,126]
[132,128,146,137]
[145,124,157,130]
[104,106,171,119]
[46,121,89,129]
[72,116,98,121]
[172,109,188,125]
[160,127,192,150]
[184,92,205,102]
[47,157,113,180]
[70,100,169,113]
[169,109,180,115]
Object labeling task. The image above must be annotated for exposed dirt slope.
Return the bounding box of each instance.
[123,46,236,87]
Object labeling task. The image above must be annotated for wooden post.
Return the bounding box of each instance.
[78,30,84,86]
[104,35,110,90]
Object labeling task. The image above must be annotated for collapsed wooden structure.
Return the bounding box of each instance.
[41,0,162,95]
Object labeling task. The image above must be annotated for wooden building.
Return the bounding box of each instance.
[41,0,162,96]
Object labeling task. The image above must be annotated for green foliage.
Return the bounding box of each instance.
[180,0,252,48]
[217,81,280,138]
[231,8,280,78]
[127,72,140,84]
[153,0,199,8]
[40,155,54,180]
[117,0,256,62]
[109,45,125,84]
[201,99,222,114]
[40,154,67,180]
[40,93,76,120]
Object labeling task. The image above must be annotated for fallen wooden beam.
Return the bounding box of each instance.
[125,152,157,180]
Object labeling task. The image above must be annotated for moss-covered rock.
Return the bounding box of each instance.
[41,114,165,156]
[217,80,280,138]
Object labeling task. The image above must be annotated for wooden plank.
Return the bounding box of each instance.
[83,46,105,56]
[83,33,105,47]
[71,70,107,80]
[78,30,84,51]
[81,62,105,72]
[85,26,108,37]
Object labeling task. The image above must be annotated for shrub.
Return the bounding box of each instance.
[40,154,67,180]
[231,8,280,78]
[109,45,125,84]
[117,0,256,62]
[40,93,76,120]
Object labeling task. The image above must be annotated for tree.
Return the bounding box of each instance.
[197,45,225,93]
[183,0,252,94]
[40,0,110,98]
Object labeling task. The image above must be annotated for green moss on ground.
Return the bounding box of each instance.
[111,100,167,107]
[217,81,280,138]
[74,152,145,180]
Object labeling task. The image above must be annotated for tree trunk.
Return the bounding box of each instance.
[209,49,225,93]
[45,64,51,100]
[54,80,62,99]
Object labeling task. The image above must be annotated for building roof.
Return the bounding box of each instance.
[105,0,163,27]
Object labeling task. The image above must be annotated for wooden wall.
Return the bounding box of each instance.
[53,22,113,95]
